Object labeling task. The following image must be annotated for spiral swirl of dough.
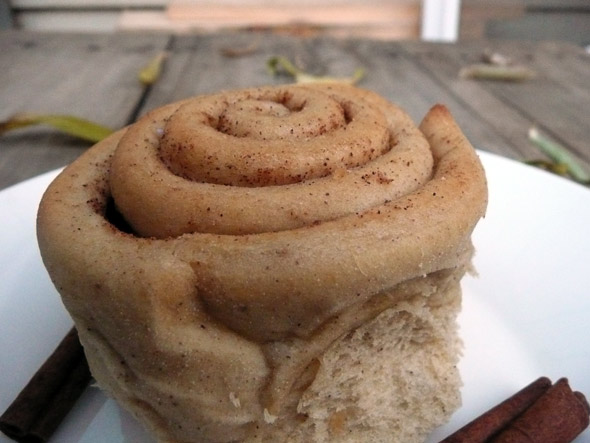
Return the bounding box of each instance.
[109,84,434,237]
[37,84,487,443]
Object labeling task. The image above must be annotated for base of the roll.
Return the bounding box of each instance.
[237,267,464,443]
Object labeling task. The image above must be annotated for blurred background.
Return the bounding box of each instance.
[1,0,588,47]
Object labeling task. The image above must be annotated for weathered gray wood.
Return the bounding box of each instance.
[343,39,536,161]
[142,33,465,121]
[142,32,527,162]
[140,32,309,112]
[485,11,590,46]
[401,39,590,169]
[399,42,541,162]
[485,40,589,101]
[0,31,171,189]
[482,41,590,167]
[1,31,589,190]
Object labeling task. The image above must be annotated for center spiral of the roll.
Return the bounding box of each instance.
[157,88,388,187]
[109,84,435,238]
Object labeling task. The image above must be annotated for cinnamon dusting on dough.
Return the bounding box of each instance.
[37,84,487,443]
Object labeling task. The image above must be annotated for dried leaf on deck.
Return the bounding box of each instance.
[138,51,168,86]
[528,127,590,184]
[461,48,535,81]
[0,113,113,143]
[525,159,570,177]
[267,56,365,84]
[459,64,536,82]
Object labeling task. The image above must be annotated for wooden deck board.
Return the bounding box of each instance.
[401,39,590,168]
[0,31,171,189]
[1,31,589,189]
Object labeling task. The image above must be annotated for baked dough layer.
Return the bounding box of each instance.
[37,84,487,442]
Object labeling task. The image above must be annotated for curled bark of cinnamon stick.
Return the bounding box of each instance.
[0,327,91,443]
[492,378,590,443]
[441,377,552,443]
[441,377,590,443]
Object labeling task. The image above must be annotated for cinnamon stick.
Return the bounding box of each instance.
[441,377,552,443]
[492,378,590,443]
[0,327,91,443]
[440,377,590,443]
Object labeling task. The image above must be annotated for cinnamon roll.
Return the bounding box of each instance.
[37,83,487,442]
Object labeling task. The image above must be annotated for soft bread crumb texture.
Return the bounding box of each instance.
[249,267,464,443]
[299,285,462,442]
[37,83,487,443]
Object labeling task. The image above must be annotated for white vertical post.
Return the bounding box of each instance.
[421,0,461,42]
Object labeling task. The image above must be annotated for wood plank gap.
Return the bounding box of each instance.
[526,6,590,14]
[126,33,176,124]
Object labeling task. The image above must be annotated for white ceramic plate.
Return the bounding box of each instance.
[1,151,589,443]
